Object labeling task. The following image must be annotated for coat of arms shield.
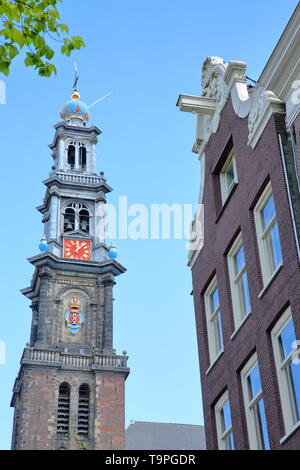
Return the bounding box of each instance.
[65,296,84,336]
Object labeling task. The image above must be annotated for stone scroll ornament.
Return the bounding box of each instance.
[65,296,84,336]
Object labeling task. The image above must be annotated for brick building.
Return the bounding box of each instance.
[10,86,130,450]
[177,4,300,450]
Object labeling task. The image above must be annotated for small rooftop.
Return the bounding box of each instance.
[125,421,206,450]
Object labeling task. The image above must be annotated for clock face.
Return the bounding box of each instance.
[63,239,91,261]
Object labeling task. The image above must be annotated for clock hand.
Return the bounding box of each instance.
[75,242,84,253]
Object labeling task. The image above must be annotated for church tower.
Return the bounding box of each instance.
[10,83,129,450]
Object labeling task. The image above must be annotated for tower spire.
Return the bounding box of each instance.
[60,65,89,125]
[11,73,130,451]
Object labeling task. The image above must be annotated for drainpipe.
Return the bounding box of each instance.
[278,132,300,261]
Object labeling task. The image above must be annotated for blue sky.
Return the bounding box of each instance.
[0,0,298,450]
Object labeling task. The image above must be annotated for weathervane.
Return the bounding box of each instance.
[72,61,113,109]
[73,62,79,91]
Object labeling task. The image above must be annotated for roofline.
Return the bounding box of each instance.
[126,421,204,427]
[258,2,300,87]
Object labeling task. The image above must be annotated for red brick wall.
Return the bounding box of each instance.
[12,367,126,450]
[94,373,125,450]
[192,98,300,450]
[15,368,54,450]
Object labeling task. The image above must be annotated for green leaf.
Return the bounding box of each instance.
[59,23,69,33]
[25,53,35,66]
[0,0,85,77]
[0,61,10,76]
[9,44,19,59]
[10,27,26,47]
[45,46,54,60]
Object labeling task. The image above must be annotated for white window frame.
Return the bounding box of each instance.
[271,306,300,435]
[220,149,238,204]
[215,391,234,450]
[227,233,251,330]
[254,182,283,287]
[204,276,224,365]
[241,353,269,450]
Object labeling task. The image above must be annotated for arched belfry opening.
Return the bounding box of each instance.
[57,382,71,436]
[78,384,90,437]
[63,202,90,234]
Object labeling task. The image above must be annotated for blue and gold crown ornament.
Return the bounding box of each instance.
[60,90,89,124]
[108,242,118,260]
[39,235,49,253]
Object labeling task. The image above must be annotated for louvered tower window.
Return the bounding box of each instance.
[79,145,87,170]
[57,383,70,436]
[78,384,90,436]
[67,145,75,169]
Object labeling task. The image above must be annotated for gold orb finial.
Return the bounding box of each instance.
[71,90,80,100]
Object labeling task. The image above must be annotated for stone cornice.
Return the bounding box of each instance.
[102,273,116,286]
[177,94,216,115]
[49,121,101,150]
[42,172,113,195]
[21,253,126,300]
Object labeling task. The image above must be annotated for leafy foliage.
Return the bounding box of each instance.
[0,0,85,76]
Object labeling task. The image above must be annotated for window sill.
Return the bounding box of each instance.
[205,349,224,376]
[215,183,238,223]
[230,312,251,341]
[280,420,300,445]
[258,263,283,299]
